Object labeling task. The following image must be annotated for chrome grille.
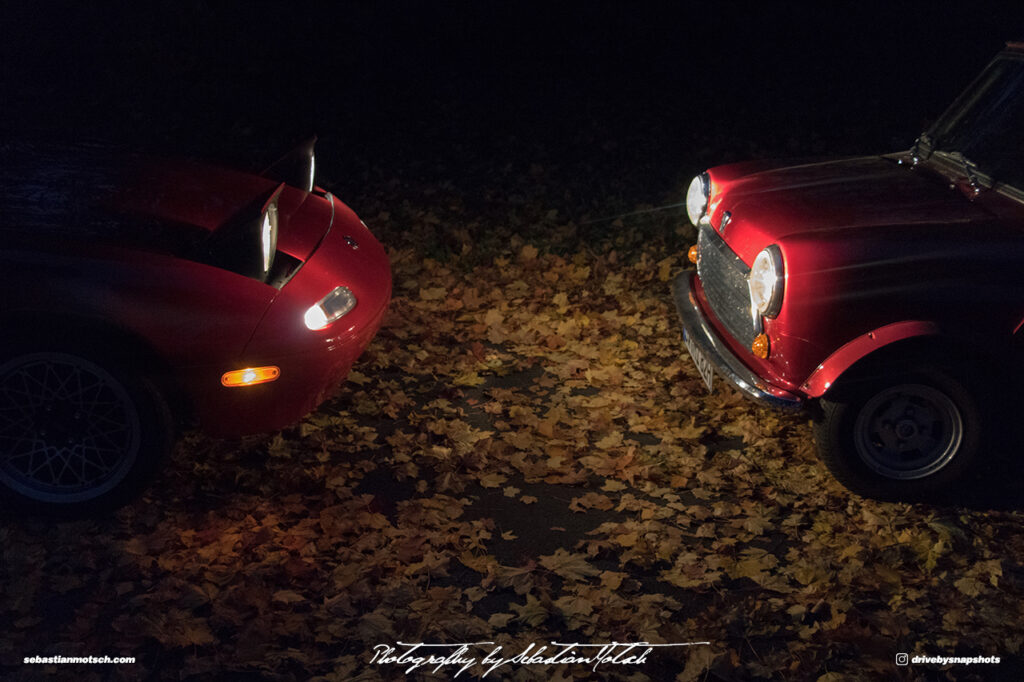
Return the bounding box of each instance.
[696,224,757,347]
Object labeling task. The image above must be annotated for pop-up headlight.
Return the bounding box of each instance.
[260,202,278,275]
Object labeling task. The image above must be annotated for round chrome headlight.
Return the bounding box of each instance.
[686,173,710,227]
[748,246,784,318]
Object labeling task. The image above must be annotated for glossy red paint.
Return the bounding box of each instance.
[800,321,939,398]
[687,150,1024,402]
[196,194,392,435]
[673,44,1024,497]
[2,141,391,437]
[1,138,397,509]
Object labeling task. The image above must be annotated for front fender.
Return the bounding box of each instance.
[800,321,940,398]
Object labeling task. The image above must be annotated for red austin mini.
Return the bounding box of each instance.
[0,138,391,511]
[674,44,1024,499]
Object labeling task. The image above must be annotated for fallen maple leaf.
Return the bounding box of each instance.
[478,472,507,488]
[539,548,601,581]
[272,589,305,604]
[419,286,447,301]
[569,492,614,512]
[510,594,548,627]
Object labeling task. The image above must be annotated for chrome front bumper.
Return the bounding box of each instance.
[671,272,803,410]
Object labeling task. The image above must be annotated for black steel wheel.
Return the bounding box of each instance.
[813,366,981,500]
[0,350,171,513]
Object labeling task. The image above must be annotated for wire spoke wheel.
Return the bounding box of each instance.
[0,352,142,503]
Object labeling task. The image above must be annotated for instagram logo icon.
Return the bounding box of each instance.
[896,653,909,666]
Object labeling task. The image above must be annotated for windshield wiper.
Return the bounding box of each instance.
[945,150,987,195]
[911,132,934,164]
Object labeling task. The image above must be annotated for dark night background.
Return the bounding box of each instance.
[4,1,1024,213]
[5,3,1024,680]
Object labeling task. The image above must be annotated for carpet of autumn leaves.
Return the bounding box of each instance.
[3,125,1024,682]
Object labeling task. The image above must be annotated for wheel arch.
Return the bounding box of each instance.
[809,334,989,500]
[0,309,192,426]
[813,330,996,404]
[802,321,939,398]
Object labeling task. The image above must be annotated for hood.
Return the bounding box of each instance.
[118,158,280,234]
[1,140,330,265]
[116,158,333,264]
[707,156,996,262]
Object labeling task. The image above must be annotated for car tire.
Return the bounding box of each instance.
[812,365,981,500]
[0,349,174,515]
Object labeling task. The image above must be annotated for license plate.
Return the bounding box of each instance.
[682,328,715,393]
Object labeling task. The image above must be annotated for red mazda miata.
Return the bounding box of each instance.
[0,138,391,512]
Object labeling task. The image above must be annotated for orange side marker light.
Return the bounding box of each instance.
[221,366,281,387]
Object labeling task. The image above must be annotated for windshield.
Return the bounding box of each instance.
[927,52,1024,188]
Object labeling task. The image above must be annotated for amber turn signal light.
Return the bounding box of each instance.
[687,244,699,264]
[221,366,281,387]
[751,333,770,359]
